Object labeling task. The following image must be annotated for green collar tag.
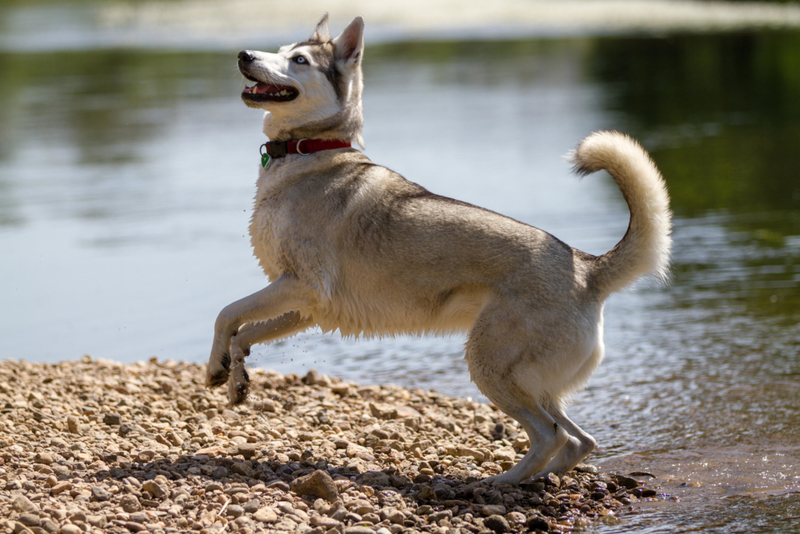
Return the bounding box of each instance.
[259,144,272,169]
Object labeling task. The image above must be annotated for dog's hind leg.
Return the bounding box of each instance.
[533,403,596,478]
[225,311,313,405]
[533,336,603,475]
[483,402,570,486]
[465,308,570,486]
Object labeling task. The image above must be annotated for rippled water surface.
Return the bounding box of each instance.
[0,6,799,532]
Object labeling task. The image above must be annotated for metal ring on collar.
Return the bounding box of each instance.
[296,138,309,155]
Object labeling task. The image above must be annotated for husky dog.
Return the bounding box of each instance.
[206,14,671,485]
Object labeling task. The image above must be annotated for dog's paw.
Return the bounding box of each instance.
[227,347,250,406]
[482,472,521,487]
[206,350,231,388]
[228,366,250,406]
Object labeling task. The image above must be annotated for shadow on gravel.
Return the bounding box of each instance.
[71,449,650,533]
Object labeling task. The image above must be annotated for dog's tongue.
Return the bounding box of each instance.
[255,82,273,94]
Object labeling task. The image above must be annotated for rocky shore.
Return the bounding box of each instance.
[0,358,658,534]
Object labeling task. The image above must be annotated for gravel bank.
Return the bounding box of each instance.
[0,357,657,534]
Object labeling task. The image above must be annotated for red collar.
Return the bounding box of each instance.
[260,138,351,168]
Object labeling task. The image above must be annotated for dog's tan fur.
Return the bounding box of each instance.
[206,14,672,485]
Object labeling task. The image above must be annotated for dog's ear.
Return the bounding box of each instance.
[310,13,331,42]
[332,16,364,65]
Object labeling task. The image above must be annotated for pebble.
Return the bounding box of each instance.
[17,513,40,527]
[226,504,245,518]
[50,481,71,495]
[103,412,122,425]
[527,515,550,531]
[91,485,112,501]
[0,359,658,534]
[33,452,55,465]
[484,514,511,533]
[12,495,38,514]
[253,508,278,524]
[142,480,168,499]
[615,474,640,489]
[231,461,255,477]
[291,470,339,502]
[482,504,507,516]
[232,442,259,460]
[242,499,261,513]
[311,515,342,528]
[120,520,147,532]
[41,519,59,533]
[120,494,142,513]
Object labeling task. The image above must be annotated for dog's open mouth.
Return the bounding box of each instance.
[242,82,299,103]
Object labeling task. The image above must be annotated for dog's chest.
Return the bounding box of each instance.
[248,163,340,291]
[249,186,284,279]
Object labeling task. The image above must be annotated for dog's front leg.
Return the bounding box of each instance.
[226,311,314,405]
[206,275,314,388]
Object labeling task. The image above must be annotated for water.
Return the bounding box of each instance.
[0,6,799,532]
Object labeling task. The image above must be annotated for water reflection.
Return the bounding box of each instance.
[0,51,240,230]
[0,52,235,161]
[590,32,800,217]
[587,32,800,323]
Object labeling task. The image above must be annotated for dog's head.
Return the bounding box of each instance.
[238,14,365,148]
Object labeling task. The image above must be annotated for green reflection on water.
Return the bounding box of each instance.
[589,31,800,218]
[0,50,234,165]
[588,31,800,322]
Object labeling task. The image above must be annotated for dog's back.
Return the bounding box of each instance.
[250,146,612,340]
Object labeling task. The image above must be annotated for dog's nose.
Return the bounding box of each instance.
[238,50,256,63]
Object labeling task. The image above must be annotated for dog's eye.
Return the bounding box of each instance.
[293,56,308,65]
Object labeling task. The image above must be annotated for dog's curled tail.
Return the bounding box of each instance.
[571,131,672,297]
